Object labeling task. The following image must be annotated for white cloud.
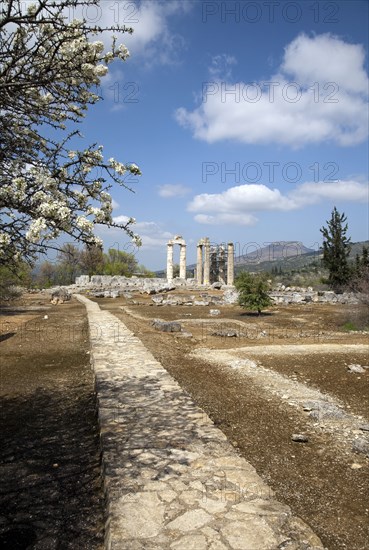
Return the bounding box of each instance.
[112,215,132,225]
[134,221,172,248]
[111,217,172,248]
[189,179,368,225]
[176,34,369,147]
[97,216,173,249]
[97,1,192,65]
[209,54,237,79]
[158,184,191,198]
[111,198,120,210]
[281,33,369,94]
[194,213,257,226]
[188,184,296,214]
[98,68,128,111]
[291,179,369,206]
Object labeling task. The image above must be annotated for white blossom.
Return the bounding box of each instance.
[128,163,141,175]
[27,3,37,16]
[92,41,104,53]
[132,235,142,247]
[0,233,11,246]
[109,158,127,175]
[76,216,94,232]
[118,44,130,60]
[0,0,141,266]
[26,218,48,243]
[94,65,108,77]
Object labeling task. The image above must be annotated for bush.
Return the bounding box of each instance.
[0,264,31,302]
[235,272,272,315]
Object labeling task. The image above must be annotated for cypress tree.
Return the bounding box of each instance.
[320,207,351,291]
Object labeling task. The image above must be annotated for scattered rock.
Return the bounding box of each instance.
[222,289,239,305]
[303,400,346,421]
[347,364,366,374]
[176,331,193,339]
[292,434,309,443]
[352,438,369,456]
[151,320,182,333]
[50,287,71,304]
[351,463,363,470]
[211,330,238,337]
[91,292,105,298]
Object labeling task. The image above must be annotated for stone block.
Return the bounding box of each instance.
[151,320,182,332]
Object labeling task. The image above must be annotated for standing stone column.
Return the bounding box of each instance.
[196,245,203,284]
[179,244,187,279]
[203,239,211,285]
[227,242,234,285]
[210,246,218,284]
[167,244,174,280]
[218,246,226,284]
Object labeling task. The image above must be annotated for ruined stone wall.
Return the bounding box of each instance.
[73,275,360,305]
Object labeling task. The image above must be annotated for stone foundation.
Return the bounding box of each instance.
[73,276,360,305]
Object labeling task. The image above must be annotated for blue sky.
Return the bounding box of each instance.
[77,0,368,270]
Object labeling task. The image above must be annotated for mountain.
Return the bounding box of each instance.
[235,240,369,274]
[235,241,315,266]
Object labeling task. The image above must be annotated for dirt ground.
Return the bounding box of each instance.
[1,290,368,549]
[0,294,104,549]
[96,291,369,550]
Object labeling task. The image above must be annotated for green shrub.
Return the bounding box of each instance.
[235,272,272,315]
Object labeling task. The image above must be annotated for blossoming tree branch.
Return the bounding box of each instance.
[0,0,141,267]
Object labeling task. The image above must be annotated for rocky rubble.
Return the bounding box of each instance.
[151,319,182,332]
[72,276,361,305]
[49,287,71,304]
[270,284,360,305]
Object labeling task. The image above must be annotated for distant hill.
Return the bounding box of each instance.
[349,240,369,258]
[235,241,315,266]
[235,240,369,274]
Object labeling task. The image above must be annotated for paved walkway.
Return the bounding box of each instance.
[76,295,325,550]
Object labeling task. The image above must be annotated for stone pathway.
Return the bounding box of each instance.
[76,295,325,550]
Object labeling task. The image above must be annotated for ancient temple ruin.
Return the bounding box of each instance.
[166,235,187,280]
[165,235,234,285]
[196,239,234,286]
